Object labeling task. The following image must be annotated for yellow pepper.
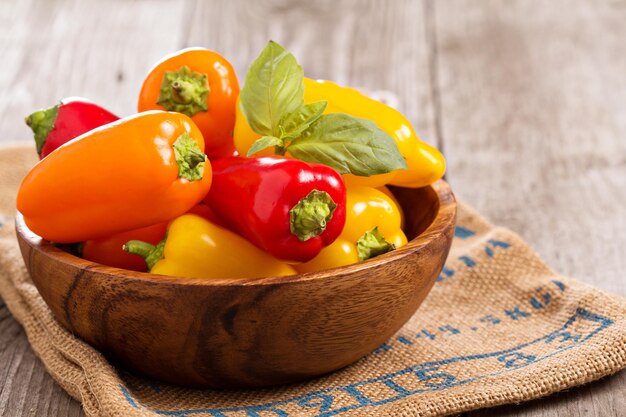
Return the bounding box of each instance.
[124,214,296,279]
[234,78,446,188]
[377,185,405,230]
[294,186,407,273]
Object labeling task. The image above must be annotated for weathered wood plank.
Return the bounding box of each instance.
[434,0,626,297]
[431,0,626,415]
[0,300,83,417]
[0,0,189,145]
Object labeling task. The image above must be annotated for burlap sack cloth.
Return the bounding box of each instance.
[0,145,625,417]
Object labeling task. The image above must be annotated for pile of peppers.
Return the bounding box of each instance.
[16,41,446,280]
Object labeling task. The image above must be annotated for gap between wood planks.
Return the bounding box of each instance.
[422,0,446,156]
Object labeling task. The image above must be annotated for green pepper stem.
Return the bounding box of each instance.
[186,148,207,170]
[171,79,198,103]
[173,132,206,181]
[356,227,396,261]
[156,65,210,117]
[274,145,287,156]
[123,238,166,270]
[25,104,59,154]
[289,190,337,241]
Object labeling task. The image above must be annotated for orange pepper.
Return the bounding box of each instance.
[138,48,240,159]
[17,111,212,243]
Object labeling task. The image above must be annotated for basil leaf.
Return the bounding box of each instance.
[279,101,327,140]
[240,41,304,137]
[247,136,283,157]
[288,113,408,176]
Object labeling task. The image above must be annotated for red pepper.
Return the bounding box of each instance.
[204,157,347,263]
[186,202,221,225]
[82,222,168,271]
[25,97,119,159]
[81,204,216,271]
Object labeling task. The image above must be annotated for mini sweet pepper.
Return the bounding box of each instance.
[234,77,446,188]
[124,214,296,279]
[17,111,212,243]
[235,41,407,182]
[294,186,407,273]
[204,156,347,263]
[81,203,216,271]
[138,48,239,159]
[25,97,119,159]
[82,222,168,271]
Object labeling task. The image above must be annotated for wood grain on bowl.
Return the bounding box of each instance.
[15,180,456,388]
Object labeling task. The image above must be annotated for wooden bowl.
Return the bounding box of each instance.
[16,180,456,388]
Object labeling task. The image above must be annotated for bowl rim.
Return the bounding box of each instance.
[16,179,456,287]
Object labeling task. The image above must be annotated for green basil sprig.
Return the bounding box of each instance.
[240,41,407,176]
[240,41,304,137]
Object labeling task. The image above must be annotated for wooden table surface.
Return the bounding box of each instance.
[1,0,625,415]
